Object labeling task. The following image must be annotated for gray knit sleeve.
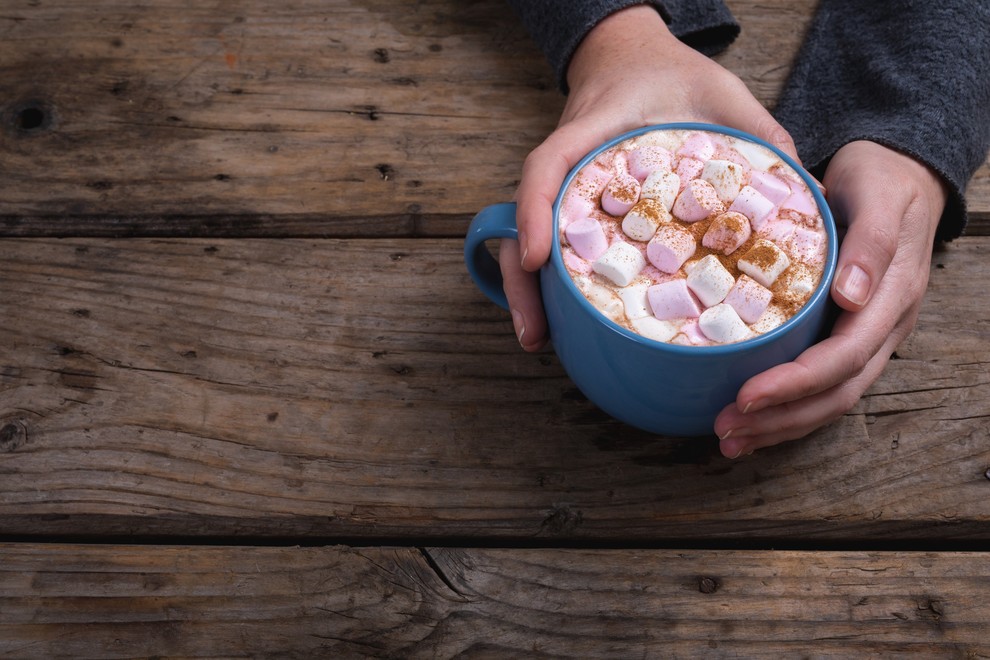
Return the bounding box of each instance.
[506,0,739,93]
[773,0,990,240]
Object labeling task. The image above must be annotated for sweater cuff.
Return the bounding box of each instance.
[506,0,739,93]
[774,0,990,241]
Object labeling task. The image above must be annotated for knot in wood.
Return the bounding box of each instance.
[0,419,28,453]
[698,576,719,594]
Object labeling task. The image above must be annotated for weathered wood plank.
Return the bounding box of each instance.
[1,0,987,236]
[1,543,988,657]
[1,236,988,541]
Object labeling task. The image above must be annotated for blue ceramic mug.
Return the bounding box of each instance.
[464,123,837,436]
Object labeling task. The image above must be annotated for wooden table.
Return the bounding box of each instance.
[2,0,988,655]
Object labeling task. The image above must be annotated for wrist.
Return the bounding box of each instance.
[566,5,676,92]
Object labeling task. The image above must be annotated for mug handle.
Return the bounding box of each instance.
[463,202,518,310]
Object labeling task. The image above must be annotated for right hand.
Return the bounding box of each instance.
[504,4,798,351]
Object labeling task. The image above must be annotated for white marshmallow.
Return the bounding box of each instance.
[751,304,788,335]
[731,139,779,171]
[576,276,624,321]
[686,254,735,308]
[699,303,751,344]
[640,170,680,211]
[738,239,791,287]
[592,241,646,287]
[632,315,678,343]
[617,282,652,320]
[621,199,671,242]
[701,159,744,204]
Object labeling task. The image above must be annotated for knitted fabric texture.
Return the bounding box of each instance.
[775,0,990,239]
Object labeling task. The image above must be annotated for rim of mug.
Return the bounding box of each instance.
[549,121,839,355]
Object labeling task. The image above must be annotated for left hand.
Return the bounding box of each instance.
[714,140,949,458]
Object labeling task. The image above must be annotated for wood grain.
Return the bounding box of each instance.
[1,0,986,235]
[2,543,988,657]
[2,236,988,542]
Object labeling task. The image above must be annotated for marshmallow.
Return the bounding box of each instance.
[673,320,708,346]
[788,225,824,261]
[576,276,624,320]
[647,224,696,274]
[672,179,725,223]
[592,241,646,287]
[752,304,788,334]
[675,157,705,187]
[732,139,778,171]
[701,159,744,204]
[677,132,716,162]
[648,278,703,320]
[559,193,597,232]
[622,199,671,242]
[738,239,791,287]
[781,186,819,216]
[601,173,641,217]
[564,217,609,261]
[748,171,791,205]
[702,211,752,256]
[728,185,776,231]
[723,275,772,324]
[632,315,678,343]
[626,146,673,181]
[640,170,680,211]
[699,303,751,344]
[617,282,652,320]
[686,254,735,307]
[780,262,817,298]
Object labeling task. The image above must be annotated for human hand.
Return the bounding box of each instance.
[715,140,949,458]
[502,5,798,351]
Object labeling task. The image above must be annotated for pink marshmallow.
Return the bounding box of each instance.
[676,132,716,162]
[781,187,819,216]
[748,171,791,205]
[672,320,708,346]
[675,157,705,188]
[702,211,752,255]
[559,193,596,232]
[789,225,824,261]
[626,146,672,181]
[564,217,609,261]
[648,278,703,321]
[728,185,776,231]
[723,275,772,324]
[601,173,641,216]
[647,224,697,274]
[672,179,725,223]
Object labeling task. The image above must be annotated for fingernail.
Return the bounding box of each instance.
[719,429,733,441]
[837,264,870,307]
[511,309,526,346]
[520,246,529,269]
[742,398,768,414]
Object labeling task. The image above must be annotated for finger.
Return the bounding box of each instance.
[499,238,548,351]
[515,119,621,273]
[825,146,910,311]
[716,330,898,458]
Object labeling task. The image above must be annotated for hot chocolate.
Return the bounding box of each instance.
[558,128,829,346]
